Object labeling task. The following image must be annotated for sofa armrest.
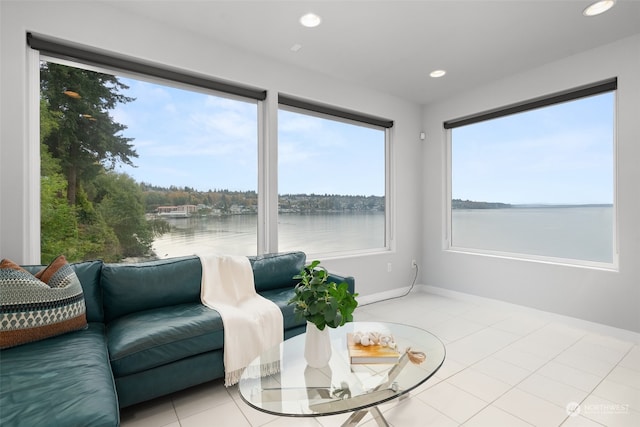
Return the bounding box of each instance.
[327,273,355,295]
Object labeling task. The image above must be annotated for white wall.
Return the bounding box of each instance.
[422,35,640,333]
[6,2,635,332]
[0,1,424,298]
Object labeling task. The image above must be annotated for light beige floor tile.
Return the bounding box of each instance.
[448,368,512,402]
[459,305,515,326]
[618,345,640,371]
[380,396,459,427]
[236,396,281,426]
[491,313,549,336]
[315,412,369,427]
[120,396,178,427]
[509,330,577,360]
[536,360,603,393]
[445,328,520,365]
[428,317,486,343]
[172,379,234,419]
[560,414,605,427]
[472,356,532,386]
[264,415,322,426]
[462,405,534,427]
[530,322,585,344]
[179,400,251,427]
[432,357,466,380]
[417,296,478,316]
[410,375,443,394]
[580,333,636,354]
[494,388,568,427]
[416,381,487,424]
[554,348,617,377]
[403,308,455,330]
[493,346,550,372]
[605,365,640,390]
[579,395,640,427]
[566,335,633,365]
[517,373,589,409]
[592,378,640,412]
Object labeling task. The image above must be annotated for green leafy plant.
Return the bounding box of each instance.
[288,260,358,330]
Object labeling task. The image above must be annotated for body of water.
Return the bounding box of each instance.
[153,207,613,263]
[452,206,614,263]
[152,212,385,258]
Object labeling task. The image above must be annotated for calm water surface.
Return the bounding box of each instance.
[153,207,613,263]
[152,212,385,257]
[452,206,613,263]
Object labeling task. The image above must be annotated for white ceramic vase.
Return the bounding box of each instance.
[304,321,332,368]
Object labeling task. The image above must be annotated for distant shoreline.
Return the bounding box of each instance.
[511,203,613,209]
[452,199,612,209]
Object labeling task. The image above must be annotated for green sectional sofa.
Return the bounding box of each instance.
[0,251,354,427]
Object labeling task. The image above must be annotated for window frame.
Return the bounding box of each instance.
[28,34,395,262]
[276,100,394,258]
[445,81,619,270]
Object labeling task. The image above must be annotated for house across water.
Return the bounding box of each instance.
[156,205,197,218]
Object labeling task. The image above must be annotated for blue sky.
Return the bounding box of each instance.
[111,76,613,204]
[452,92,614,205]
[113,78,258,192]
[112,77,385,196]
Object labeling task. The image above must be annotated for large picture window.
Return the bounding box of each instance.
[277,101,389,256]
[32,34,393,264]
[447,80,616,265]
[39,58,259,263]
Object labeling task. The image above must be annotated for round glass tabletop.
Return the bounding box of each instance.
[238,321,445,420]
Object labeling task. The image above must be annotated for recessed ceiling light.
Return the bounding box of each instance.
[583,0,616,17]
[300,13,321,28]
[430,70,446,78]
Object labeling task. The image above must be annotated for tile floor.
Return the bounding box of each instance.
[120,289,640,427]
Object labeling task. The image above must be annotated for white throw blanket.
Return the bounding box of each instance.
[198,254,283,386]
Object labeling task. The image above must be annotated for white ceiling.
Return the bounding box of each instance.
[111,0,640,105]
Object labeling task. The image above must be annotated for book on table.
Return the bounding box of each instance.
[347,333,401,364]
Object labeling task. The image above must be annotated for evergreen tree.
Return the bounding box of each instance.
[40,62,137,205]
[40,99,78,262]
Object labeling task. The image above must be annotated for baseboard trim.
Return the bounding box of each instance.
[357,286,415,306]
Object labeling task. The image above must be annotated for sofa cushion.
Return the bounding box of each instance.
[107,303,224,377]
[259,287,306,331]
[68,260,104,322]
[0,323,119,427]
[115,350,225,409]
[0,256,87,349]
[102,256,202,322]
[249,251,305,292]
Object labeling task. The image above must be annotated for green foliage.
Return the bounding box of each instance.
[40,144,80,263]
[74,188,120,263]
[40,144,121,264]
[40,62,137,205]
[40,100,80,263]
[94,172,155,258]
[39,61,172,263]
[451,198,512,209]
[288,260,358,330]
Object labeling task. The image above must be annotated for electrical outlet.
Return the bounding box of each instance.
[411,259,417,269]
[387,262,392,272]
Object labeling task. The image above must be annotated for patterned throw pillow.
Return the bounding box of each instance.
[0,255,87,349]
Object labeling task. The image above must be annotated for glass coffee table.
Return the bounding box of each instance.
[238,321,445,426]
